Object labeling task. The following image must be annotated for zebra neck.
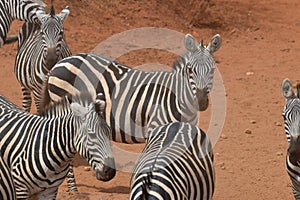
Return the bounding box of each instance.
[173,68,198,121]
[0,8,12,42]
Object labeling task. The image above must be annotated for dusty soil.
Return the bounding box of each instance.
[0,0,299,199]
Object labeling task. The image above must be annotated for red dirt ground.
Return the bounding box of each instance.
[1,0,299,199]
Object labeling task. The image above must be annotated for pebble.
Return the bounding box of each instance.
[250,120,256,124]
[246,71,254,76]
[275,122,282,126]
[276,152,283,156]
[83,166,91,171]
[220,134,228,139]
[245,129,252,134]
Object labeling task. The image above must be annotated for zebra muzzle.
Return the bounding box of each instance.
[196,87,209,111]
[95,157,116,181]
[46,46,59,69]
[288,135,300,164]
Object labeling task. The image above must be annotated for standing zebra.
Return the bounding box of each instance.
[42,33,222,143]
[0,93,116,199]
[281,78,300,199]
[0,0,46,47]
[14,4,71,112]
[130,122,215,200]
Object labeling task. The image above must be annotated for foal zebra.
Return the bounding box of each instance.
[130,122,215,200]
[281,78,300,199]
[0,0,45,47]
[0,93,115,199]
[42,33,222,143]
[15,4,71,113]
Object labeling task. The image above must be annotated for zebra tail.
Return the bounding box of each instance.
[39,74,52,113]
[141,171,153,200]
[4,35,18,45]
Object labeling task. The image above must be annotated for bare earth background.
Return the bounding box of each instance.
[1,0,300,199]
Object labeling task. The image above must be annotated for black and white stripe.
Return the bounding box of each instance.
[0,93,115,199]
[130,122,215,200]
[0,153,16,200]
[281,78,300,199]
[14,5,71,112]
[0,0,45,47]
[42,34,222,143]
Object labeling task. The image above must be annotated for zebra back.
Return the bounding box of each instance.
[130,122,214,200]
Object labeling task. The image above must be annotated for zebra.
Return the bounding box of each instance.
[130,122,215,200]
[42,33,222,144]
[281,78,300,199]
[0,152,16,200]
[0,0,46,47]
[14,4,71,113]
[0,93,116,199]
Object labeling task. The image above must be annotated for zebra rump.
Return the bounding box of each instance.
[130,122,215,200]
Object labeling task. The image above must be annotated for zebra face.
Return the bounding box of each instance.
[36,5,69,69]
[71,93,116,182]
[184,34,222,111]
[282,79,300,163]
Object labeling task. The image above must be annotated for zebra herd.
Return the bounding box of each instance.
[1,0,300,200]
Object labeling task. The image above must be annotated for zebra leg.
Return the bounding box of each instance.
[21,86,32,112]
[66,165,78,192]
[33,90,42,113]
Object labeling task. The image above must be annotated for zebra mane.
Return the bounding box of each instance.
[49,5,55,16]
[297,83,300,98]
[38,93,94,117]
[172,45,208,70]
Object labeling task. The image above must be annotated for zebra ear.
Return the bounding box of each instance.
[57,6,70,22]
[207,34,222,54]
[184,34,197,52]
[36,9,47,23]
[31,0,47,7]
[281,78,295,99]
[70,102,89,118]
[95,93,106,113]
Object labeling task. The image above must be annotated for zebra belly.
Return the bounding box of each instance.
[11,158,70,198]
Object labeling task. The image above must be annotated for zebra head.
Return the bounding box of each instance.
[36,5,70,69]
[183,33,222,111]
[70,93,116,181]
[281,78,300,164]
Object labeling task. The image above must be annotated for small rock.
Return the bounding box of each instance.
[83,166,91,171]
[220,134,228,139]
[275,122,282,126]
[276,152,283,156]
[245,129,252,134]
[230,28,236,34]
[250,120,256,124]
[246,71,254,76]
